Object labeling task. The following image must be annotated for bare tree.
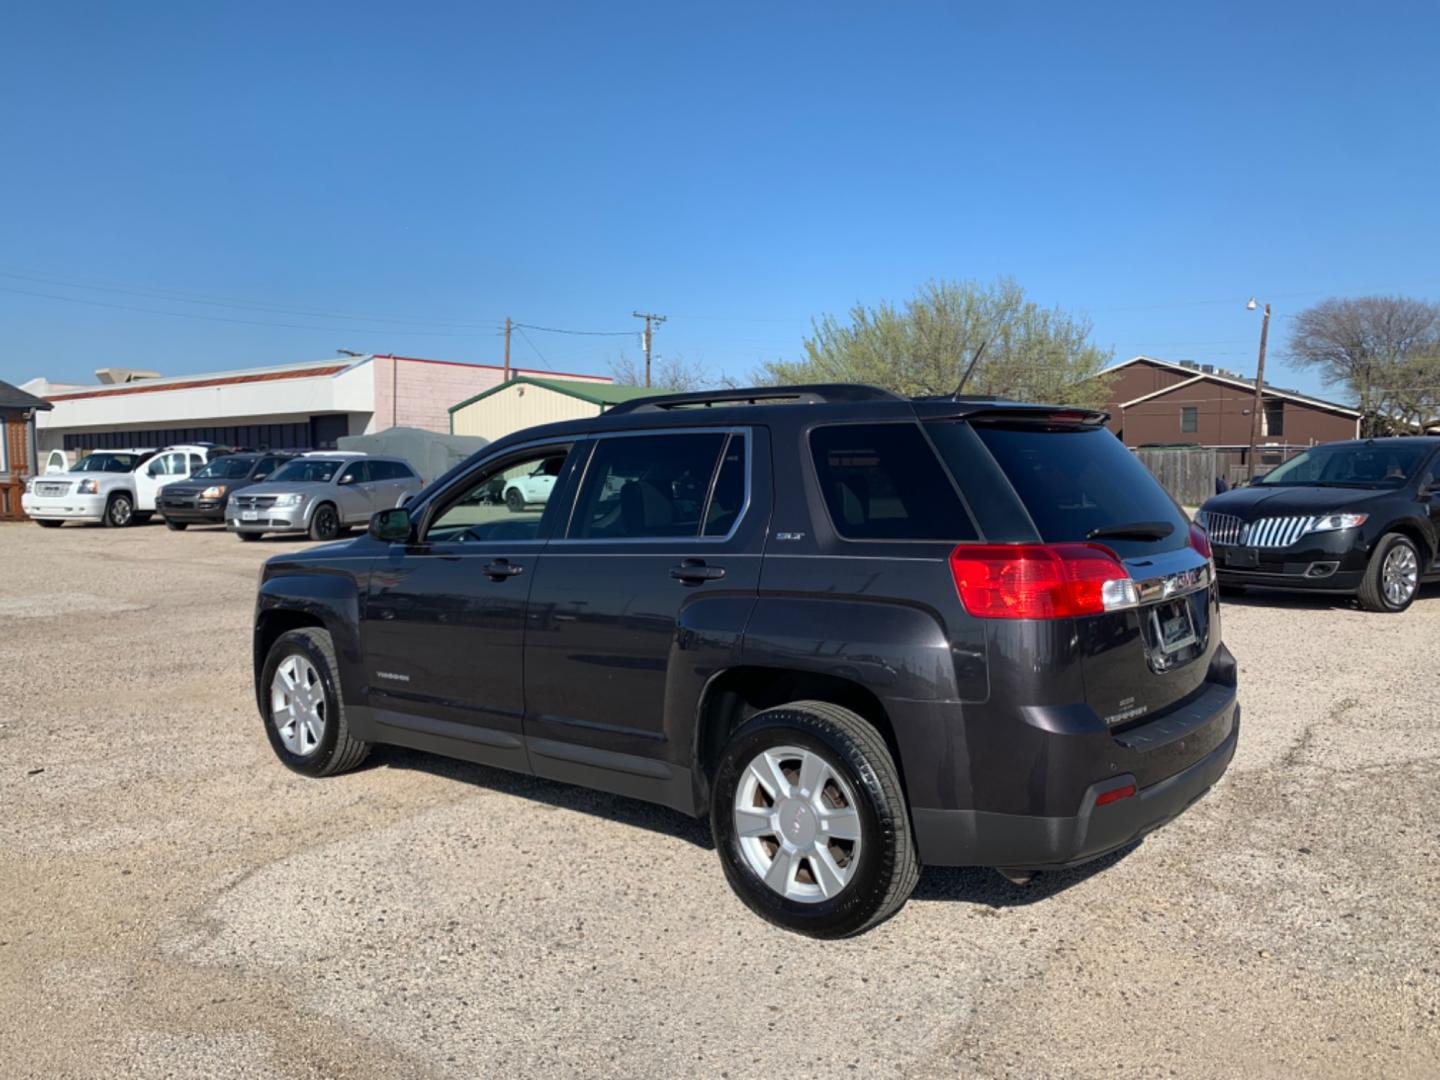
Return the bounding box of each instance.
[609,352,734,392]
[1288,296,1440,434]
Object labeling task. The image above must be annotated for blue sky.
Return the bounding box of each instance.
[3,1,1437,399]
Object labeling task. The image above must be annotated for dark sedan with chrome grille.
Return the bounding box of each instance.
[1197,437,1440,612]
[158,452,294,530]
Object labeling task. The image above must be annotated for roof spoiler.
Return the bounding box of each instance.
[605,383,903,415]
[962,404,1111,426]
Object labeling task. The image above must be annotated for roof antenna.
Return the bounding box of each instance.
[953,334,993,397]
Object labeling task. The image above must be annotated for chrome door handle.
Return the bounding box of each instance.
[482,560,524,580]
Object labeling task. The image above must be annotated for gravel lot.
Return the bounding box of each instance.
[1,521,1437,1079]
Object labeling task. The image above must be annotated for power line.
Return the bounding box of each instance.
[513,321,636,337]
[0,284,503,338]
[514,325,555,372]
[0,268,507,328]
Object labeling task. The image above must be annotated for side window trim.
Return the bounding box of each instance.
[555,426,751,544]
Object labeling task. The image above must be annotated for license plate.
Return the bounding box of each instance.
[1154,598,1198,654]
[1225,548,1258,569]
[241,510,259,521]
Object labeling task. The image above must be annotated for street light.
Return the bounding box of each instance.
[1244,297,1272,481]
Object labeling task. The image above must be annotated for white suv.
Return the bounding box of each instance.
[23,444,234,527]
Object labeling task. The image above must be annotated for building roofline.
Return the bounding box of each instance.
[447,375,647,414]
[1105,355,1361,417]
[0,378,54,411]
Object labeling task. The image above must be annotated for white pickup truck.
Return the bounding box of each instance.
[22,444,234,527]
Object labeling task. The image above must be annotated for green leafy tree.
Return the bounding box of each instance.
[755,278,1113,407]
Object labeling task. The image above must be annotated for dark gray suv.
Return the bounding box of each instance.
[252,385,1239,936]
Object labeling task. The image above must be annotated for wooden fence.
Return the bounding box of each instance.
[1134,447,1217,508]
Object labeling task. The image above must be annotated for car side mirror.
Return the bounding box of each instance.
[337,474,352,485]
[369,507,412,544]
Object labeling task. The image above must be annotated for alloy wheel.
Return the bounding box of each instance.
[733,744,863,903]
[1382,543,1419,607]
[109,497,132,526]
[271,654,326,756]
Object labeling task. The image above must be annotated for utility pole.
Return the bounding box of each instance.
[631,311,666,387]
[503,317,512,382]
[1245,300,1271,481]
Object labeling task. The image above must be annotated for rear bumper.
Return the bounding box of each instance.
[913,695,1239,870]
[20,493,107,522]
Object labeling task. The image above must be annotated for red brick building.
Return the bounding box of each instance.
[1104,356,1360,476]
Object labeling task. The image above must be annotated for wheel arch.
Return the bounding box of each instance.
[1382,517,1434,566]
[254,575,364,714]
[692,666,904,814]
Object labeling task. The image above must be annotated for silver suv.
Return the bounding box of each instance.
[229,454,422,542]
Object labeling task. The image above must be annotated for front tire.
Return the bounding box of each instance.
[1358,533,1421,612]
[104,493,134,528]
[710,700,919,938]
[260,628,370,777]
[237,531,262,542]
[505,487,525,513]
[165,520,188,531]
[308,503,340,541]
[34,519,63,529]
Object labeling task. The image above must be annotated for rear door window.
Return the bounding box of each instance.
[570,432,727,539]
[967,424,1189,556]
[809,423,977,541]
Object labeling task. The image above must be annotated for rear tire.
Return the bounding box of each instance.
[710,700,919,938]
[260,628,370,777]
[165,520,188,531]
[505,487,525,513]
[1358,533,1421,613]
[104,493,134,528]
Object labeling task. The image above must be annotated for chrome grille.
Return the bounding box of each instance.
[1241,515,1318,549]
[232,495,277,510]
[34,481,72,497]
[1202,512,1244,546]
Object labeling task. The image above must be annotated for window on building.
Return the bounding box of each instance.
[1263,400,1285,438]
[1180,407,1198,434]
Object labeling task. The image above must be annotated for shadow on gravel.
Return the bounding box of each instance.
[913,840,1141,908]
[368,745,715,849]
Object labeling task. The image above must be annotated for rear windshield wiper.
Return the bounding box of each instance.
[1086,521,1175,541]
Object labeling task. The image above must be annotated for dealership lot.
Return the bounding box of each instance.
[1,523,1436,1079]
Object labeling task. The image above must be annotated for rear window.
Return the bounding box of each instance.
[809,423,977,541]
[968,424,1188,555]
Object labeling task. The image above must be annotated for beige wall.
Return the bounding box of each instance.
[451,383,603,441]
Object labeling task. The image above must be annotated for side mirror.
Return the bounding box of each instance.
[252,473,267,481]
[369,507,412,544]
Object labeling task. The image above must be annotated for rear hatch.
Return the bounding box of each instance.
[930,415,1217,727]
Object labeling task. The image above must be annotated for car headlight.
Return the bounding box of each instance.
[77,479,100,495]
[201,485,227,500]
[24,478,34,494]
[1309,512,1368,534]
[273,493,302,507]
[1193,509,1210,530]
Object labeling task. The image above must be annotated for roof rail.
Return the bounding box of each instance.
[605,383,904,415]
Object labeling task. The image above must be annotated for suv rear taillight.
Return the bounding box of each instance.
[1189,522,1212,560]
[949,543,1139,619]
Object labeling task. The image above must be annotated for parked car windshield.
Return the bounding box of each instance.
[192,457,257,480]
[71,453,145,473]
[1257,442,1429,488]
[269,459,342,484]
